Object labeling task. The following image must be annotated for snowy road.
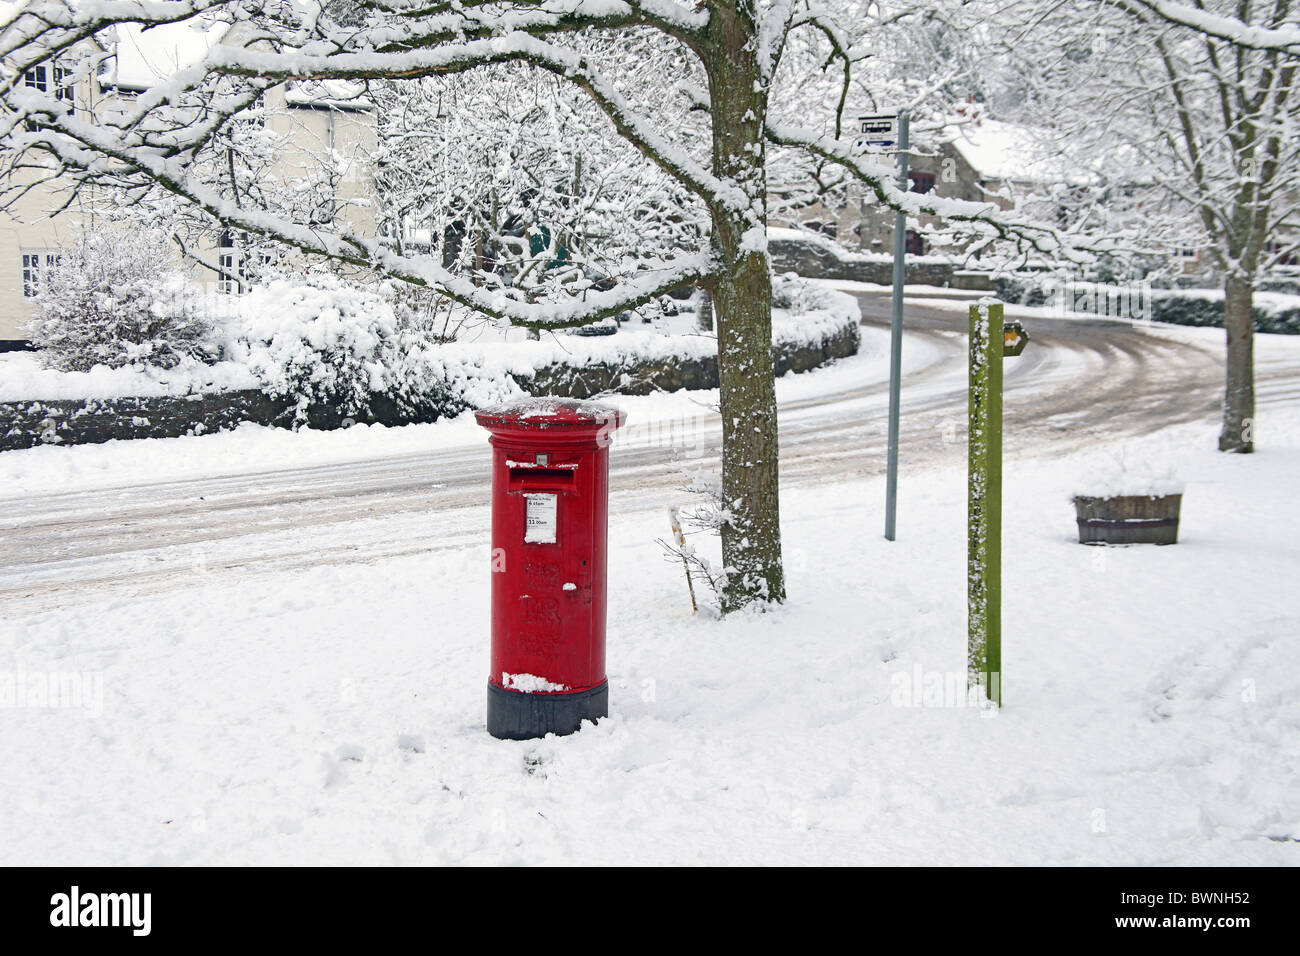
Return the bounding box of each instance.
[0,292,1262,613]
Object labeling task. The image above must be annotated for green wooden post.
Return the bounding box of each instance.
[968,302,1003,708]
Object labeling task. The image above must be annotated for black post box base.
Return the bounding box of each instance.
[486,681,609,740]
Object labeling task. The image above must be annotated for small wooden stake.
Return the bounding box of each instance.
[669,506,698,615]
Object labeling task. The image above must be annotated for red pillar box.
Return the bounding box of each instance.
[475,399,626,740]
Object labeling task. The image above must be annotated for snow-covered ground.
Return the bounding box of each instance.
[2,315,1298,865]
[3,415,1297,865]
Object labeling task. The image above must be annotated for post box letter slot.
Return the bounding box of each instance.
[509,467,575,484]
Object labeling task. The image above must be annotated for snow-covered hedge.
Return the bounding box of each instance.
[2,275,860,439]
[1148,289,1300,335]
[993,274,1300,334]
[216,272,857,417]
[24,229,215,371]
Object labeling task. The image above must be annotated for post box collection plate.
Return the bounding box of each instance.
[523,493,558,544]
[475,399,626,740]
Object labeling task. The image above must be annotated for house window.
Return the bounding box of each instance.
[909,173,936,195]
[217,232,242,294]
[23,63,73,131]
[217,232,271,293]
[23,63,72,101]
[217,251,241,294]
[53,65,72,102]
[21,250,59,297]
[905,230,925,256]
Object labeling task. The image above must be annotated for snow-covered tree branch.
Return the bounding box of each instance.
[1105,0,1300,54]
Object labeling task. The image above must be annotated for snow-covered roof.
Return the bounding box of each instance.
[943,119,1097,187]
[100,21,230,90]
[95,20,369,111]
[284,79,370,112]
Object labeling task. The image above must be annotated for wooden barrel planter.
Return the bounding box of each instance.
[1073,494,1182,545]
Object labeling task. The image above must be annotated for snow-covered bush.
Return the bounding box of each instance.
[223,275,400,422]
[220,274,486,424]
[25,229,213,371]
[772,272,834,314]
[1150,292,1300,335]
[658,465,730,615]
[992,275,1055,308]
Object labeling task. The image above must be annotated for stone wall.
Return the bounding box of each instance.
[1,318,860,452]
[769,235,956,286]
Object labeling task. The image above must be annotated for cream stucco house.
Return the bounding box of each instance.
[0,18,375,348]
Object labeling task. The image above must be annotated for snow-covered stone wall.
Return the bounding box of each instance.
[768,229,958,287]
[0,295,860,452]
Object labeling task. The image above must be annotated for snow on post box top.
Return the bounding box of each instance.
[474,398,626,434]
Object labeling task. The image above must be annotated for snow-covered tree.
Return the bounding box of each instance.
[370,56,707,298]
[766,4,1018,240]
[997,0,1300,452]
[0,0,1070,610]
[25,226,211,371]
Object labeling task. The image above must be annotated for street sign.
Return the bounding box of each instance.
[1003,321,1029,356]
[856,112,899,151]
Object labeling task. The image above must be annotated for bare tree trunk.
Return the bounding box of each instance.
[1219,271,1255,452]
[706,2,785,610]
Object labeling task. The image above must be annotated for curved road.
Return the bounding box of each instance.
[0,292,1251,613]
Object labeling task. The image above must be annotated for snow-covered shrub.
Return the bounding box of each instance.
[1150,292,1300,335]
[1148,294,1224,330]
[769,273,865,331]
[771,272,819,312]
[222,275,397,422]
[388,282,487,343]
[657,464,729,615]
[221,274,479,424]
[1260,277,1300,296]
[25,229,213,371]
[992,275,1054,307]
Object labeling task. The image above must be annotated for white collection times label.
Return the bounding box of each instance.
[524,493,558,544]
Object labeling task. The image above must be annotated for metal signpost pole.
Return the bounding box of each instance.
[884,109,910,541]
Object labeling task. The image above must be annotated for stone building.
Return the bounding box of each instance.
[779,118,1083,258]
[777,117,1232,278]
